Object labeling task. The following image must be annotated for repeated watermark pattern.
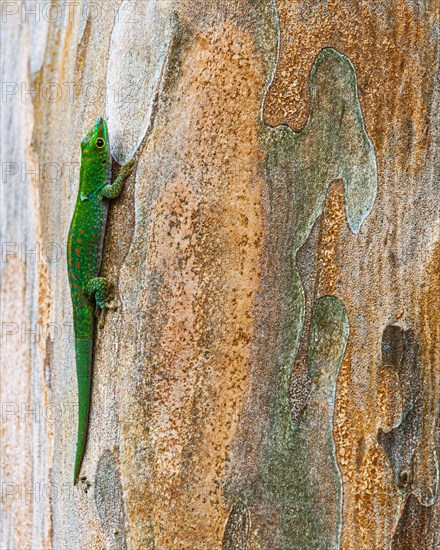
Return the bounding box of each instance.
[1,322,74,344]
[1,401,76,424]
[1,81,140,104]
[1,161,79,183]
[1,482,77,503]
[2,241,66,264]
[1,1,140,25]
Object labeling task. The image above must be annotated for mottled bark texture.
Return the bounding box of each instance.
[1,1,438,549]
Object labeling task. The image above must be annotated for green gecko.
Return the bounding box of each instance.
[67,118,133,485]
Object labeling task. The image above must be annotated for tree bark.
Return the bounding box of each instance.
[1,1,438,548]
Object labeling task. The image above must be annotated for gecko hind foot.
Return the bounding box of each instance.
[97,302,119,329]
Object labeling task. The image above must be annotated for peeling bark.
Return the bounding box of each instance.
[1,1,438,548]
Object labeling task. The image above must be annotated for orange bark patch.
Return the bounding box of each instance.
[317,181,345,297]
[411,241,440,505]
[334,341,400,550]
[123,21,265,549]
[265,0,436,177]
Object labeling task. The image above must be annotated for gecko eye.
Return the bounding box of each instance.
[96,138,105,149]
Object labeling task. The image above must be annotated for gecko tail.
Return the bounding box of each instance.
[73,336,94,485]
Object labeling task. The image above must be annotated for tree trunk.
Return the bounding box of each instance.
[1,1,438,548]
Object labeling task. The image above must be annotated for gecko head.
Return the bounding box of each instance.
[80,118,111,166]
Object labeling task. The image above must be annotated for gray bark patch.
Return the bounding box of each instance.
[378,326,423,491]
[222,501,249,550]
[94,449,126,550]
[106,0,175,164]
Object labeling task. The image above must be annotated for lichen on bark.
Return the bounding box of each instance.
[225,46,377,548]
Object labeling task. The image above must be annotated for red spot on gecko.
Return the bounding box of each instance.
[76,261,81,270]
[75,248,81,256]
[77,237,82,244]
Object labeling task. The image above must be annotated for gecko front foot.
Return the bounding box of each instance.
[101,160,134,199]
[120,160,134,178]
